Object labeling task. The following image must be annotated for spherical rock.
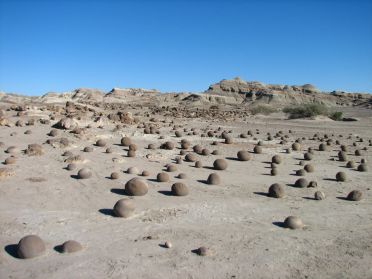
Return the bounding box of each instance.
[271,168,278,176]
[308,181,318,188]
[113,198,135,217]
[127,150,136,157]
[292,142,301,151]
[196,246,209,256]
[171,182,189,196]
[166,164,177,172]
[185,153,197,162]
[61,240,83,253]
[304,164,314,173]
[295,178,308,188]
[304,153,313,161]
[195,161,203,168]
[4,157,16,165]
[268,183,284,198]
[110,172,119,179]
[164,241,172,248]
[237,150,251,161]
[178,173,187,179]
[346,160,356,168]
[125,178,148,196]
[162,141,175,150]
[96,139,107,147]
[121,137,131,146]
[141,170,150,177]
[338,151,348,162]
[314,191,325,200]
[284,216,304,229]
[346,190,362,201]
[83,146,93,152]
[66,163,76,171]
[77,168,92,179]
[319,143,328,151]
[357,164,368,172]
[17,235,46,259]
[127,167,139,174]
[336,171,347,182]
[213,159,228,170]
[157,172,170,182]
[207,173,220,185]
[296,169,306,176]
[201,149,210,156]
[272,155,282,164]
[254,145,262,154]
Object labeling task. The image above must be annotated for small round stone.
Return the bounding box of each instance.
[113,198,135,217]
[96,139,107,147]
[346,190,362,201]
[254,145,262,154]
[295,178,308,188]
[110,172,119,179]
[207,173,220,185]
[164,241,172,248]
[124,178,148,196]
[272,155,282,164]
[196,246,209,256]
[17,235,46,259]
[121,137,131,146]
[171,182,189,196]
[268,183,284,198]
[237,150,251,161]
[142,170,150,177]
[61,240,83,253]
[77,168,92,179]
[67,163,76,171]
[357,164,368,172]
[336,171,347,182]
[213,159,228,170]
[195,161,203,168]
[314,191,325,200]
[127,167,139,174]
[166,164,177,172]
[304,164,314,173]
[157,172,170,182]
[284,216,304,229]
[296,169,306,176]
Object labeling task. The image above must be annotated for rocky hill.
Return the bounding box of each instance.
[0,78,371,109]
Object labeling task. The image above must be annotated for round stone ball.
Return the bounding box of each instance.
[254,145,262,154]
[171,183,189,196]
[121,137,131,146]
[157,172,170,182]
[336,171,347,182]
[166,164,177,172]
[346,160,356,168]
[106,147,113,153]
[346,190,362,201]
[178,173,187,179]
[270,168,278,176]
[113,198,135,217]
[4,157,16,165]
[296,169,306,176]
[193,145,203,154]
[295,178,308,188]
[201,149,210,156]
[148,143,156,150]
[212,150,221,155]
[61,240,83,253]
[196,246,209,256]
[224,137,233,144]
[141,170,150,177]
[237,150,251,161]
[338,151,348,162]
[195,161,203,168]
[357,164,368,172]
[127,167,139,174]
[128,144,137,151]
[96,139,107,147]
[162,141,175,150]
[308,181,318,188]
[272,155,282,164]
[17,235,46,259]
[304,153,313,161]
[213,159,228,170]
[304,164,314,173]
[319,143,327,151]
[268,183,284,198]
[292,142,301,151]
[83,146,93,152]
[125,178,148,196]
[127,150,136,157]
[110,172,119,179]
[77,168,92,179]
[185,153,197,162]
[284,216,304,229]
[67,163,77,171]
[314,191,325,200]
[207,173,220,185]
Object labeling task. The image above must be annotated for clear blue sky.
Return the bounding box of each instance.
[0,0,371,96]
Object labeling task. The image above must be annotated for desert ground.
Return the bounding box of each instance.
[0,80,371,279]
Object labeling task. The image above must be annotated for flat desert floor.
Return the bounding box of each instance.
[0,106,371,279]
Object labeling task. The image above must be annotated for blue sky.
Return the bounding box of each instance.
[0,0,371,96]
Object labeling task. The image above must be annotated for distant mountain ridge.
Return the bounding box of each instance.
[0,78,371,108]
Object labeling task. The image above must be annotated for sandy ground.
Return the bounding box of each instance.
[0,107,372,279]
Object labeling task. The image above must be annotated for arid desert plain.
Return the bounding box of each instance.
[0,78,371,279]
